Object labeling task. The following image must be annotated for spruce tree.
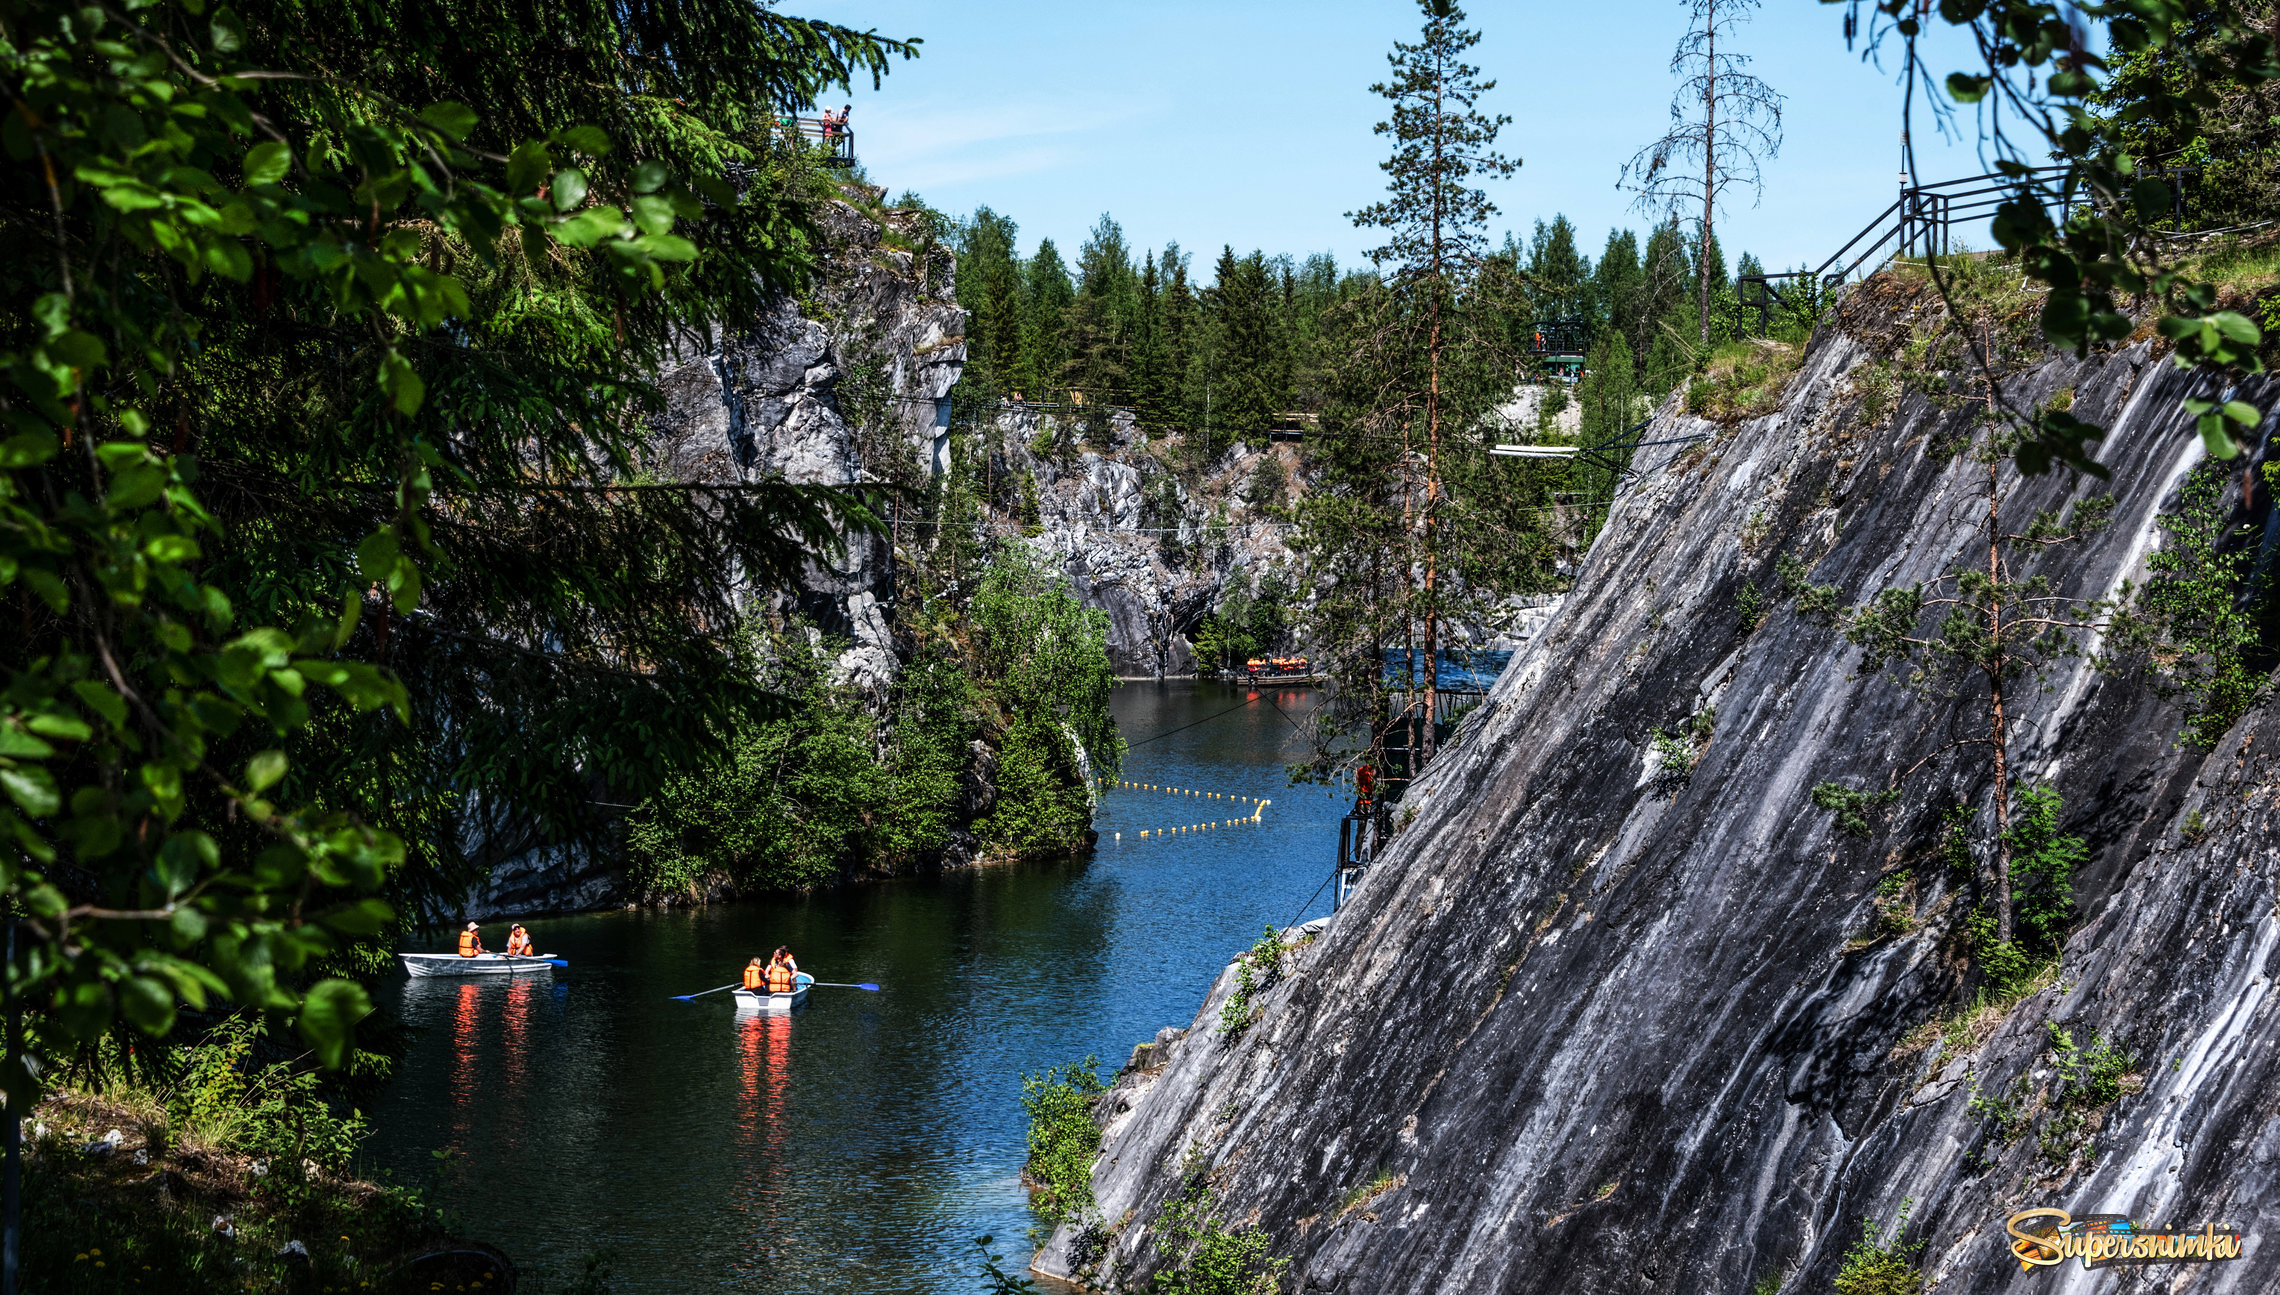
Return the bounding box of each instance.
[1208,248,1283,444]
[1159,243,1199,429]
[1593,228,1646,365]
[1020,238,1074,401]
[956,208,1026,408]
[1524,216,1593,323]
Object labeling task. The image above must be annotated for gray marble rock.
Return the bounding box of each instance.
[1035,281,2280,1295]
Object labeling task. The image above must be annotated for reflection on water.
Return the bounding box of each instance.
[369,682,1347,1292]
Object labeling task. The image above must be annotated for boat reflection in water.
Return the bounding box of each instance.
[731,1011,795,1278]
[406,973,556,1160]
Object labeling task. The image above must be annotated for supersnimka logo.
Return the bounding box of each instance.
[2004,1209,2246,1271]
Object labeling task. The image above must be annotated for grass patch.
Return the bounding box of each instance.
[1890,959,2062,1071]
[18,1087,452,1294]
[1334,1169,1403,1221]
[1833,1202,1924,1295]
[1686,339,1804,423]
[1021,1056,1108,1227]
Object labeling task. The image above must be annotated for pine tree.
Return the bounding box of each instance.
[1343,0,1521,769]
[1593,228,1646,366]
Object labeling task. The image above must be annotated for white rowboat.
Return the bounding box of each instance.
[732,976,811,1015]
[400,953,561,979]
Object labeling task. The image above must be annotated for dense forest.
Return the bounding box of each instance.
[934,206,1822,450]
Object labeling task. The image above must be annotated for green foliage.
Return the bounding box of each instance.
[626,546,1121,892]
[2002,785,2085,954]
[1193,572,1292,674]
[1152,1171,1290,1295]
[1651,707,1714,792]
[1832,1202,1924,1295]
[976,1234,1043,1294]
[0,0,913,1084]
[622,631,967,896]
[1021,1057,1108,1227]
[1217,926,1289,1039]
[1863,0,2277,471]
[1775,552,1843,623]
[2050,1025,2139,1112]
[2038,1024,2140,1165]
[1962,784,2083,991]
[969,549,1124,855]
[161,1015,367,1171]
[1736,581,1768,634]
[2126,461,2269,747]
[1812,783,1903,839]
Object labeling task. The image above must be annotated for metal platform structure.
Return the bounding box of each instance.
[1527,318,1591,378]
[783,115,856,168]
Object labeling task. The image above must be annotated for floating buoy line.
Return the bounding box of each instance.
[1095,777,1272,842]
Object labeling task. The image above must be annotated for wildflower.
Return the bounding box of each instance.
[90,1249,102,1256]
[74,1253,87,1262]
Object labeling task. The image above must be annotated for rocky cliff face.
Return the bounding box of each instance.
[456,196,965,919]
[977,409,1302,676]
[1037,275,2280,1293]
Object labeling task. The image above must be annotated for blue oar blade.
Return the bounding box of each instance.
[857,983,880,991]
[547,959,569,968]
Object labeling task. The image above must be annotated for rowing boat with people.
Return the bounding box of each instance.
[399,953,564,978]
[733,973,812,1014]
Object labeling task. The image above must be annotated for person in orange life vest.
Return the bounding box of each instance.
[1356,764,1376,805]
[504,925,532,957]
[742,957,767,991]
[457,922,484,957]
[764,946,799,994]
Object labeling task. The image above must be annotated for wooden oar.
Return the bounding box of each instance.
[669,983,741,1002]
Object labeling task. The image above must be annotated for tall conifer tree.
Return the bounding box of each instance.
[1345,0,1520,766]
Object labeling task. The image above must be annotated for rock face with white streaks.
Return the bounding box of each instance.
[1036,274,2280,1294]
[978,407,1302,676]
[643,197,965,697]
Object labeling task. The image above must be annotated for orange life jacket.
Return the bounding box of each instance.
[743,966,765,990]
[765,964,796,994]
[457,930,480,956]
[505,932,529,955]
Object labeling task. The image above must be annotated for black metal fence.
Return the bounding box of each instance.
[1737,165,2081,335]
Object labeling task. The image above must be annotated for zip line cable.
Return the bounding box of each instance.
[1120,693,1265,752]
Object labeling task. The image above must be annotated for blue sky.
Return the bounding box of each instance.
[812,0,2001,275]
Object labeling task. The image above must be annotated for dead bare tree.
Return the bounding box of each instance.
[1620,0,1784,350]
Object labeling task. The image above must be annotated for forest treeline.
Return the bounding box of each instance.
[934,205,1825,452]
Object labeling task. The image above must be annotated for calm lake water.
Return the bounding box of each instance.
[367,680,1346,1292]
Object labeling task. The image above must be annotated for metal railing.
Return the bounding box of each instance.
[1737,165,2076,334]
[778,115,856,167]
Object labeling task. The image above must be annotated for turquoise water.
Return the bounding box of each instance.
[366,681,1346,1292]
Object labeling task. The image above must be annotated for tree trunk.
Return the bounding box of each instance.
[1421,42,1446,768]
[1698,0,1716,352]
[1985,460,2014,944]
